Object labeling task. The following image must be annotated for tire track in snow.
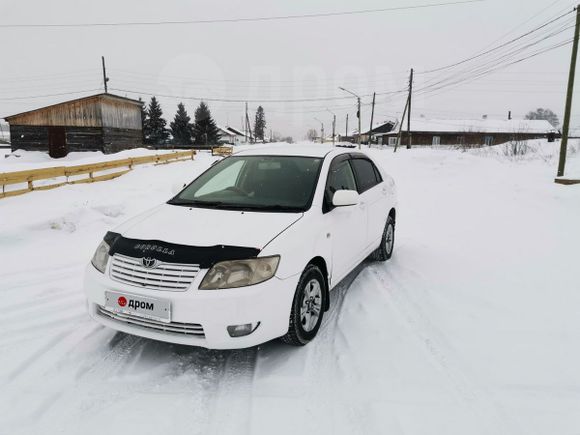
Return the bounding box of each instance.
[206,347,259,435]
[369,263,520,435]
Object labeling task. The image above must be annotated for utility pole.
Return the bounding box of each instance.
[557,5,580,177]
[346,114,349,137]
[369,92,376,148]
[357,97,361,150]
[326,109,336,146]
[244,103,248,143]
[394,97,410,153]
[508,110,512,120]
[407,68,413,149]
[101,56,109,93]
[332,114,336,146]
[339,87,362,150]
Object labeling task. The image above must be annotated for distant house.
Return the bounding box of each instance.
[224,126,252,144]
[4,93,143,158]
[217,126,238,144]
[381,118,557,147]
[339,120,396,144]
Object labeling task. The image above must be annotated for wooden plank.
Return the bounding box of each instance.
[555,178,580,185]
[212,146,233,156]
[0,167,66,185]
[64,158,133,176]
[0,188,31,199]
[69,170,131,184]
[33,182,68,191]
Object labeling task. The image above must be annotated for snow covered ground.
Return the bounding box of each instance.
[0,142,579,435]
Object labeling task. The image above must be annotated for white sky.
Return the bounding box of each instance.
[1,0,579,139]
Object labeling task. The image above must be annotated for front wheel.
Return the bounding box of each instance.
[371,215,395,262]
[281,265,326,346]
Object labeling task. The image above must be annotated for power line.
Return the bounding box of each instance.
[413,15,576,96]
[418,8,574,74]
[0,88,102,101]
[0,0,485,29]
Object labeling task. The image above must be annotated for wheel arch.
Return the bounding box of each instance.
[307,256,330,312]
[389,207,396,223]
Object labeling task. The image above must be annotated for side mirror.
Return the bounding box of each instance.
[171,181,188,195]
[332,190,360,207]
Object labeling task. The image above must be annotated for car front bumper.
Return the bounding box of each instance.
[83,264,298,349]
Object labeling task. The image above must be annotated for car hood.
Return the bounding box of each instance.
[113,204,303,250]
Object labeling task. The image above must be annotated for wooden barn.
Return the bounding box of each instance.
[4,93,143,157]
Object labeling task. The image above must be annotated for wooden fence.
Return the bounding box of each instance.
[211,146,233,157]
[0,150,196,199]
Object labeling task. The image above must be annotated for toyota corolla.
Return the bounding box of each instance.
[84,146,397,349]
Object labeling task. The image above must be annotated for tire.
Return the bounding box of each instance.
[371,215,395,262]
[281,265,327,346]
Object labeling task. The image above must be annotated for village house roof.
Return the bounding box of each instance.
[4,93,143,123]
[385,118,557,135]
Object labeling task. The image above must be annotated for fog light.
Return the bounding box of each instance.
[227,322,260,338]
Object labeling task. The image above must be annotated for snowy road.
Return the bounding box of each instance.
[1,143,579,435]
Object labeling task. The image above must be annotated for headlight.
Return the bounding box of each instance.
[91,240,110,273]
[199,256,280,290]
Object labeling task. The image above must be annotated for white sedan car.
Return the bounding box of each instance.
[84,146,397,349]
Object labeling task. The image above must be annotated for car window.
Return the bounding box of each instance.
[170,156,323,212]
[324,159,357,212]
[350,158,380,193]
[195,160,245,197]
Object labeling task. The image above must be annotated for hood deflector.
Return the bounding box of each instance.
[104,232,260,268]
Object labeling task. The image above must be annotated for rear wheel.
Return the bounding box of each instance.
[371,216,395,261]
[281,265,326,346]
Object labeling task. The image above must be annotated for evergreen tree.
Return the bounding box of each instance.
[192,101,220,145]
[254,106,266,142]
[170,102,193,145]
[144,97,169,145]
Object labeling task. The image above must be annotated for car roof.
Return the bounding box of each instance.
[233,144,350,159]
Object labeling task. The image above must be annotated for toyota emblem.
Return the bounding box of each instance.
[141,257,158,269]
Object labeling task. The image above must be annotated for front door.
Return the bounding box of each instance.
[323,155,367,284]
[48,126,67,158]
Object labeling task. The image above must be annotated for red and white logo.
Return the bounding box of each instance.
[117,296,127,307]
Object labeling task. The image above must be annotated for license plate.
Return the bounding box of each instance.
[105,291,171,323]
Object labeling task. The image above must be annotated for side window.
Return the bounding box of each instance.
[350,158,380,194]
[324,159,357,212]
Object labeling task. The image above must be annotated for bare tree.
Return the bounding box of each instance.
[306,128,318,142]
[503,128,529,158]
[525,108,559,128]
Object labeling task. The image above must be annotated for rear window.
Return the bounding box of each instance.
[350,158,381,193]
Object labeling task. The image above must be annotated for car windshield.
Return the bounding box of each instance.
[168,155,323,212]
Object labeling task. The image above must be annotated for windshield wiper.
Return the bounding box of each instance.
[241,204,303,212]
[168,199,227,208]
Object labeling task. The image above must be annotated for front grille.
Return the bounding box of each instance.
[97,305,205,337]
[109,254,200,291]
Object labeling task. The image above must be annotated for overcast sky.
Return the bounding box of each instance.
[1,0,578,139]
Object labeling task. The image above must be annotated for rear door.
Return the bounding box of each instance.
[323,155,367,283]
[350,156,386,251]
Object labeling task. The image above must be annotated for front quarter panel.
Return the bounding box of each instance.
[261,210,331,281]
